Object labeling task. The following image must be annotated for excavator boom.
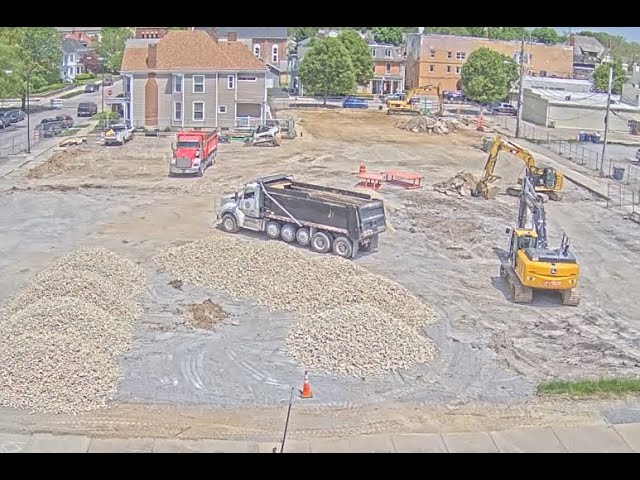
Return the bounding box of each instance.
[387,83,444,116]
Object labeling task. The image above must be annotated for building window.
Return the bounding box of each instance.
[192,75,205,93]
[218,105,227,114]
[385,49,392,58]
[371,49,376,56]
[455,66,461,74]
[447,51,452,59]
[253,44,261,57]
[193,102,204,121]
[430,49,435,58]
[173,74,182,93]
[76,66,81,74]
[386,63,391,74]
[227,75,235,89]
[271,45,279,63]
[456,51,466,60]
[174,102,182,121]
[447,66,452,73]
[429,64,435,72]
[238,75,257,82]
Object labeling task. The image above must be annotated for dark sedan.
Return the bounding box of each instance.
[3,109,26,123]
[342,97,369,109]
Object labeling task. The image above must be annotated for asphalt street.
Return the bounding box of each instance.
[0,80,122,157]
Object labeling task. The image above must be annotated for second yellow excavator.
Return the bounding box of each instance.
[386,84,444,116]
[473,136,564,202]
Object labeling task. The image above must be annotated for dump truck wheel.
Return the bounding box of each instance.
[296,227,310,246]
[266,221,281,239]
[221,214,239,233]
[332,237,353,258]
[281,224,296,243]
[310,231,332,254]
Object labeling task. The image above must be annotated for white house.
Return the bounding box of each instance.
[61,38,92,83]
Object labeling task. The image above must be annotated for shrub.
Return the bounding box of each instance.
[74,73,97,82]
[32,83,66,94]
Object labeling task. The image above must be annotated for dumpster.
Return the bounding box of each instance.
[612,167,625,181]
[482,137,493,152]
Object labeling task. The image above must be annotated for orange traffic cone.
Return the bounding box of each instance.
[359,163,367,174]
[300,371,313,399]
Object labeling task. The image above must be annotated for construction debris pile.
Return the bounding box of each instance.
[0,248,146,414]
[396,116,463,134]
[287,305,436,378]
[153,233,438,377]
[433,172,478,196]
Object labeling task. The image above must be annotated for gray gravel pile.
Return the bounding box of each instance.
[0,248,145,414]
[154,233,438,377]
[286,305,437,378]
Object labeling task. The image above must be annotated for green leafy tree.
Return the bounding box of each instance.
[461,48,519,104]
[593,62,626,94]
[289,27,319,42]
[298,37,356,102]
[530,27,561,44]
[97,27,134,73]
[371,27,403,45]
[426,27,469,36]
[0,44,22,99]
[337,29,373,85]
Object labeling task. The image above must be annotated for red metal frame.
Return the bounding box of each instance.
[381,170,424,189]
[355,172,385,190]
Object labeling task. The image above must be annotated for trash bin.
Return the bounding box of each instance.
[593,134,601,144]
[613,167,625,181]
[578,132,586,142]
[482,137,493,153]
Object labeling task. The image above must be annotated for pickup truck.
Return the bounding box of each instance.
[217,174,387,258]
[102,124,135,146]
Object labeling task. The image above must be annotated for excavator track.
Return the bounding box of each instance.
[500,263,534,304]
[546,190,564,201]
[561,288,581,306]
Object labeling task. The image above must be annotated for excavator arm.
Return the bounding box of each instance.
[388,83,444,116]
[519,175,548,248]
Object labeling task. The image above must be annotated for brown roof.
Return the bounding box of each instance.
[120,30,267,72]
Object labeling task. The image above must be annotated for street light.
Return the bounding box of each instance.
[2,68,30,154]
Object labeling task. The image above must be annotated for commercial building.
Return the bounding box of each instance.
[405,33,574,91]
[119,30,269,130]
[522,88,640,132]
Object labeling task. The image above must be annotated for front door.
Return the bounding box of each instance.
[239,188,260,218]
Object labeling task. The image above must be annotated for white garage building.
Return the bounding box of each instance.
[522,88,640,132]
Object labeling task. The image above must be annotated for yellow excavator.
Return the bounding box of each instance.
[386,84,444,116]
[500,174,580,306]
[473,136,565,202]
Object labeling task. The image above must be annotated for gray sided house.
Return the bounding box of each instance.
[61,38,92,83]
[118,30,269,131]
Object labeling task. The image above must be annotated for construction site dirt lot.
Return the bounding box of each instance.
[1,108,639,438]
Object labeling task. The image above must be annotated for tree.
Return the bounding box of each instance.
[0,44,22,99]
[298,37,356,102]
[337,29,373,86]
[97,27,134,73]
[530,27,561,44]
[80,52,100,75]
[371,27,403,45]
[461,48,519,104]
[289,27,319,43]
[593,62,626,94]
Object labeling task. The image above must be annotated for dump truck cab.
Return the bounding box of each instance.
[219,181,262,229]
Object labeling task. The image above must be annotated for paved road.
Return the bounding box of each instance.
[2,422,639,452]
[0,80,122,157]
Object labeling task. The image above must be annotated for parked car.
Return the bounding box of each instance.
[489,102,517,115]
[636,148,640,161]
[0,115,10,129]
[38,119,63,138]
[342,97,369,109]
[55,114,74,129]
[84,84,99,93]
[102,78,114,87]
[77,102,98,117]
[3,109,26,123]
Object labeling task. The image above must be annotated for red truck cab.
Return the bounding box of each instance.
[170,130,218,177]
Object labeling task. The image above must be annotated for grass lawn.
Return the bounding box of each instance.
[538,378,640,398]
[59,128,81,137]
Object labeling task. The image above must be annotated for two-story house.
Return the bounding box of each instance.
[119,30,269,130]
[368,43,405,95]
[61,38,93,83]
[568,35,612,80]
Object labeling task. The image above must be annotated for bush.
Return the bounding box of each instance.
[32,83,66,94]
[74,73,97,82]
[93,111,120,121]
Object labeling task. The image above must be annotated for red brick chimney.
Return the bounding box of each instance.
[147,44,158,69]
[228,31,237,41]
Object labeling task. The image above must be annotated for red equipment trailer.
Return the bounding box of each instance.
[169,130,218,177]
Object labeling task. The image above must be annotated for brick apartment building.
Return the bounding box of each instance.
[367,44,405,95]
[405,33,574,91]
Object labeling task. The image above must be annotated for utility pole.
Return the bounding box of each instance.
[515,35,526,138]
[600,64,614,176]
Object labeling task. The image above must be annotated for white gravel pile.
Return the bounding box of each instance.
[0,248,145,414]
[286,305,436,378]
[154,233,438,377]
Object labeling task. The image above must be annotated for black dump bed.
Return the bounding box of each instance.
[260,175,386,240]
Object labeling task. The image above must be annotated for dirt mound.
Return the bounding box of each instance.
[433,171,478,196]
[396,116,464,134]
[27,148,91,179]
[187,299,229,330]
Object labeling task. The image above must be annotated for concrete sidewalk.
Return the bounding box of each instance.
[2,422,639,453]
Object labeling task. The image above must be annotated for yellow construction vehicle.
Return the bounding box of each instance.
[473,136,565,201]
[386,84,444,116]
[500,174,580,306]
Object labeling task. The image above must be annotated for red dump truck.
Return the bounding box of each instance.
[169,130,218,177]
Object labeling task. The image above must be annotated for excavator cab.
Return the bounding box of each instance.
[507,228,538,262]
